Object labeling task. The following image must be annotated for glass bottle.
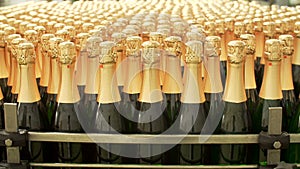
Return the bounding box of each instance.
[253,39,283,162]
[95,41,122,164]
[138,41,167,164]
[0,31,9,102]
[179,40,207,165]
[120,36,143,164]
[292,22,300,100]
[253,18,264,92]
[54,42,83,165]
[16,42,48,164]
[219,40,249,164]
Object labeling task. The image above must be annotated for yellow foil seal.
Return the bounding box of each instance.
[279,35,294,90]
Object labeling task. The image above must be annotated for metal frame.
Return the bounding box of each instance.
[4,103,300,168]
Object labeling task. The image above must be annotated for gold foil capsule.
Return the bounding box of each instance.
[0,24,9,31]
[19,21,29,35]
[39,19,48,28]
[185,41,202,63]
[204,21,216,36]
[234,22,245,39]
[240,34,256,55]
[26,23,37,31]
[227,40,246,64]
[11,38,27,57]
[264,39,282,61]
[205,36,221,57]
[46,21,57,34]
[56,29,70,42]
[122,28,138,37]
[99,41,116,64]
[225,18,235,32]
[253,18,263,32]
[7,34,21,47]
[34,26,46,41]
[216,19,225,35]
[54,23,66,33]
[76,33,90,51]
[279,35,294,56]
[82,23,94,33]
[0,31,5,46]
[295,22,300,37]
[244,19,254,34]
[4,26,16,38]
[63,26,75,40]
[126,36,142,56]
[164,36,183,57]
[58,41,76,64]
[150,32,165,47]
[17,42,36,65]
[49,37,63,58]
[86,36,102,58]
[263,22,276,38]
[111,32,126,44]
[24,30,38,47]
[41,34,55,56]
[141,40,160,65]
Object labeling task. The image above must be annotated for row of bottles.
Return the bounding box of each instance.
[0,0,299,166]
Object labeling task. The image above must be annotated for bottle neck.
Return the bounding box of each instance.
[223,62,247,103]
[11,58,20,94]
[5,45,11,75]
[281,55,294,90]
[57,63,80,103]
[162,55,183,94]
[0,86,3,100]
[35,47,41,78]
[116,48,125,86]
[97,63,121,103]
[292,37,300,65]
[39,52,51,87]
[18,64,41,103]
[76,50,87,86]
[225,30,234,52]
[47,58,61,94]
[123,56,143,94]
[181,63,205,103]
[7,56,16,86]
[255,31,264,58]
[84,57,99,94]
[138,67,162,103]
[259,60,282,99]
[245,54,257,89]
[220,34,227,61]
[0,47,9,78]
[204,56,223,93]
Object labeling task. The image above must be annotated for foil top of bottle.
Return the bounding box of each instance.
[216,19,225,34]
[24,30,38,47]
[0,31,5,47]
[41,34,55,56]
[99,41,116,64]
[234,22,245,38]
[11,38,27,58]
[164,36,183,57]
[253,18,263,32]
[34,26,46,41]
[227,40,246,64]
[204,21,216,36]
[76,32,90,51]
[4,26,16,38]
[240,34,256,55]
[205,36,221,57]
[295,22,300,37]
[7,34,21,47]
[185,41,202,63]
[112,32,126,43]
[58,41,76,64]
[56,29,70,42]
[86,36,102,58]
[63,26,75,40]
[49,37,63,59]
[17,42,36,65]
[263,22,276,38]
[279,34,294,56]
[54,23,66,33]
[82,22,94,33]
[141,40,160,66]
[244,19,254,34]
[225,18,235,32]
[264,39,282,61]
[126,36,142,56]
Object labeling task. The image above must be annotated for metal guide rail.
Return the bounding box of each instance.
[2,103,300,169]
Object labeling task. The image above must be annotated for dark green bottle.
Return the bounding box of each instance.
[219,40,249,164]
[179,40,207,165]
[94,41,122,164]
[16,42,48,164]
[54,42,83,166]
[137,41,167,164]
[253,39,283,162]
[292,22,300,100]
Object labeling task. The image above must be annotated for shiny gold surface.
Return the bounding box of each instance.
[279,35,294,90]
[227,40,246,64]
[264,39,282,61]
[234,22,245,39]
[58,41,76,64]
[99,41,116,64]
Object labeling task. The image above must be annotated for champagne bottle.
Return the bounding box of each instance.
[292,22,300,100]
[279,35,296,131]
[95,41,122,164]
[10,37,27,103]
[47,37,63,129]
[120,36,142,164]
[16,42,48,164]
[54,42,83,165]
[216,20,227,87]
[179,40,207,165]
[4,26,16,79]
[34,26,46,73]
[5,33,21,102]
[40,33,55,105]
[253,18,264,92]
[219,40,249,164]
[0,31,9,102]
[75,32,90,99]
[161,36,184,165]
[253,39,283,162]
[138,41,167,164]
[233,22,245,40]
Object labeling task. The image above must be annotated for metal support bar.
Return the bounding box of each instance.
[4,103,20,164]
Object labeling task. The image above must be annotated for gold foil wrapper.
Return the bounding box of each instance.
[84,57,99,94]
[59,42,77,64]
[99,41,116,64]
[281,54,294,90]
[204,56,223,93]
[17,43,36,65]
[227,40,246,64]
[0,87,3,100]
[56,29,71,41]
[0,45,9,78]
[279,35,294,56]
[264,39,282,61]
[123,56,143,94]
[47,58,61,94]
[162,56,183,94]
[76,33,90,51]
[240,34,256,55]
[97,63,121,103]
[112,33,126,86]
[234,22,245,39]
[292,37,300,65]
[244,54,257,89]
